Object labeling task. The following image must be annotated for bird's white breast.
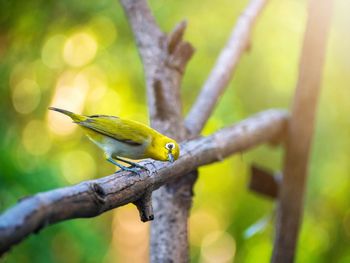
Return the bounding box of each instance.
[88,136,148,159]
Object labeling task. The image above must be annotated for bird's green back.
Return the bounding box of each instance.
[76,115,154,145]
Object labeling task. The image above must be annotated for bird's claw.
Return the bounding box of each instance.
[118,166,140,175]
[130,163,150,173]
[121,165,149,176]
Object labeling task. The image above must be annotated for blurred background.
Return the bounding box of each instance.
[0,0,349,262]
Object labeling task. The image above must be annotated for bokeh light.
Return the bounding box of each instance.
[63,31,98,67]
[41,34,66,69]
[190,209,222,247]
[47,70,90,135]
[11,79,41,114]
[106,205,148,263]
[89,15,117,49]
[200,231,236,263]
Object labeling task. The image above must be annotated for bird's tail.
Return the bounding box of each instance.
[48,107,86,122]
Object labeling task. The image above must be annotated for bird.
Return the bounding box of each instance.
[49,107,180,174]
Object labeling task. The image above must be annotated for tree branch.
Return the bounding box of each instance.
[119,0,195,261]
[185,0,267,136]
[271,0,333,262]
[0,109,287,256]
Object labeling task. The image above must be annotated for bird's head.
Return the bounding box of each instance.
[148,136,180,163]
[164,140,180,163]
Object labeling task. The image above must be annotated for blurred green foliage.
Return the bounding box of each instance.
[1,0,350,262]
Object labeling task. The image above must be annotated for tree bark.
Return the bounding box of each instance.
[0,109,288,256]
[271,0,333,262]
[119,0,195,261]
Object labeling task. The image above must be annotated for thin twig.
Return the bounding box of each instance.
[185,0,267,136]
[0,109,288,256]
[271,0,333,262]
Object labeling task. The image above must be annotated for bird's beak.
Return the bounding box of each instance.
[168,153,175,163]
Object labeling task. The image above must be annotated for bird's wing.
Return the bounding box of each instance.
[77,116,150,146]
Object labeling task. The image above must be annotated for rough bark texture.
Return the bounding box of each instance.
[0,109,288,255]
[119,1,195,260]
[185,0,267,137]
[151,171,198,263]
[271,0,333,262]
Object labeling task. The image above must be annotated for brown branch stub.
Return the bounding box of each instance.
[0,109,288,255]
[167,20,188,54]
[185,0,268,136]
[166,20,195,74]
[133,190,154,222]
[272,0,333,262]
[166,41,195,75]
[249,165,281,199]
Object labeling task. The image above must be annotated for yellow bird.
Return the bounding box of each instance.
[49,107,180,174]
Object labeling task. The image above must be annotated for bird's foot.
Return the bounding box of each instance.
[120,166,143,176]
[115,157,150,174]
[130,163,150,173]
[107,157,143,176]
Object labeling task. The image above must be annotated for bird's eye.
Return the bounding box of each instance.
[165,143,175,150]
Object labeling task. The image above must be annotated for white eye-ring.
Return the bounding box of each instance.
[165,142,175,150]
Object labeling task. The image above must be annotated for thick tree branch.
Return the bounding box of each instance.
[0,109,288,256]
[120,0,195,261]
[185,0,267,136]
[271,0,333,262]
